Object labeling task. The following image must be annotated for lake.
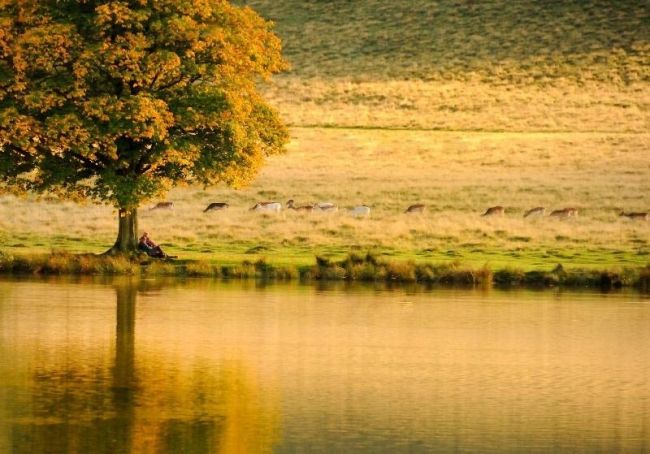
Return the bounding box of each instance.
[0,278,648,453]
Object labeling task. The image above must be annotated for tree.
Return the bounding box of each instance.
[0,0,288,254]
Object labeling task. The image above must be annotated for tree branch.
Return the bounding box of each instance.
[70,151,103,171]
[4,144,35,161]
[154,74,201,92]
[148,67,164,90]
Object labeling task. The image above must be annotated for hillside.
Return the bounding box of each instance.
[239,0,648,83]
[238,0,649,131]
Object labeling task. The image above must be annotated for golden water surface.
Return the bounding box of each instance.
[0,279,648,453]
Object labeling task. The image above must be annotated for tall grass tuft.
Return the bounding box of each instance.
[184,261,218,277]
[313,253,492,286]
[493,268,526,287]
[636,266,650,293]
[144,261,177,276]
[251,258,298,280]
[43,252,79,274]
[96,255,139,275]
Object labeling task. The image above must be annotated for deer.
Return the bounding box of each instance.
[286,199,315,212]
[203,202,229,212]
[405,204,426,214]
[524,207,545,218]
[481,206,505,217]
[250,201,282,213]
[348,205,371,217]
[150,201,174,210]
[315,202,338,213]
[549,208,578,219]
[619,211,649,221]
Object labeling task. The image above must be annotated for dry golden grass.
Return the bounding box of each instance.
[1,128,648,269]
[264,78,648,132]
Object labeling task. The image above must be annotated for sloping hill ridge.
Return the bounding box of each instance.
[238,0,648,84]
[236,0,648,132]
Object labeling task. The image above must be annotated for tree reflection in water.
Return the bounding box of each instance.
[5,280,279,454]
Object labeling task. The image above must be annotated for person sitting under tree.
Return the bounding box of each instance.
[138,232,175,259]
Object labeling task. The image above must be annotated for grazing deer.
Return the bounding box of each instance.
[405,204,426,214]
[619,212,649,221]
[315,202,338,213]
[250,201,282,213]
[203,202,229,212]
[549,208,578,219]
[348,205,371,217]
[287,199,315,212]
[150,201,174,210]
[524,207,545,218]
[481,206,505,217]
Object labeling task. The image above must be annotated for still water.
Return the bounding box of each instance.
[0,278,648,453]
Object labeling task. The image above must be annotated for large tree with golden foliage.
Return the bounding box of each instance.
[0,0,288,253]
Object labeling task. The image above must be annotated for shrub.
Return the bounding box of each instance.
[0,251,14,272]
[524,270,558,287]
[312,263,347,280]
[638,266,650,293]
[414,264,436,282]
[350,262,381,281]
[385,261,417,282]
[43,254,77,274]
[474,266,493,287]
[493,268,526,286]
[142,260,174,276]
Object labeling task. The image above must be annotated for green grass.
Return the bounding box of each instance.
[2,228,649,286]
[2,235,647,272]
[237,0,648,132]
[239,0,648,83]
[2,220,649,271]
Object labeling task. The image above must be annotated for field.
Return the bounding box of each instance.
[0,0,648,274]
[1,128,648,271]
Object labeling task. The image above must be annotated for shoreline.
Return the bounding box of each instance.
[1,251,648,292]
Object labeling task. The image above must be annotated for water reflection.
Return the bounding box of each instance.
[1,279,649,453]
[114,284,136,398]
[1,281,279,454]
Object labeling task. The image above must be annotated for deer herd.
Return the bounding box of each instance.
[480,206,648,220]
[149,200,648,221]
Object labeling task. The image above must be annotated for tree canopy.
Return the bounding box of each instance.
[0,0,288,250]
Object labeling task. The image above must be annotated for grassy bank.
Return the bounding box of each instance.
[0,251,648,292]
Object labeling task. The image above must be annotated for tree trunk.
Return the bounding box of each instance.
[105,208,138,255]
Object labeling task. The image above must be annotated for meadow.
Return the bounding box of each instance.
[0,0,648,279]
[1,128,648,272]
